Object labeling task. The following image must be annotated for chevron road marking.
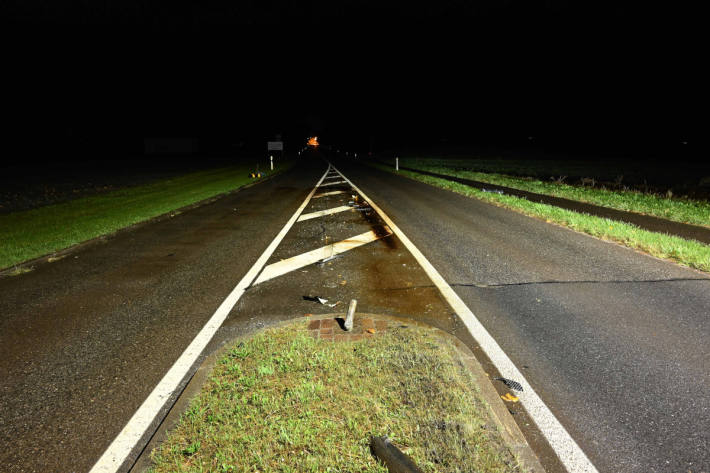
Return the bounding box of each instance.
[297,205,353,222]
[252,228,391,286]
[89,165,333,473]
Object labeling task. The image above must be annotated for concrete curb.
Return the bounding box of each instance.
[131,313,545,473]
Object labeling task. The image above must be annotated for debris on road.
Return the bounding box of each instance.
[303,295,329,304]
[302,296,341,308]
[501,393,519,403]
[345,299,357,331]
[318,254,343,266]
[494,377,524,392]
[370,435,425,473]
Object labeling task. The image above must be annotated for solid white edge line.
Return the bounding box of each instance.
[333,164,599,473]
[89,165,332,473]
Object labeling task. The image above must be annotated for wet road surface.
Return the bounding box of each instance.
[1,162,326,472]
[337,158,710,473]
[394,164,710,244]
[3,154,709,473]
[1,158,471,472]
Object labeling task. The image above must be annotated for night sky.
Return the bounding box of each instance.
[2,0,703,163]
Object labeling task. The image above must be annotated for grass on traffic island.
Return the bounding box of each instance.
[370,163,710,273]
[0,162,293,272]
[147,320,524,473]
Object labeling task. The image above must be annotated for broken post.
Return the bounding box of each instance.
[345,299,357,331]
[370,436,424,473]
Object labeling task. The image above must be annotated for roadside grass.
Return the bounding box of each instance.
[148,322,523,473]
[370,163,710,273]
[390,156,708,187]
[385,157,710,228]
[0,162,293,271]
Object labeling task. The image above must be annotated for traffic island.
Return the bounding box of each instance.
[145,315,542,473]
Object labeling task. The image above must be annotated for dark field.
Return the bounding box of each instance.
[376,146,710,200]
[1,156,268,215]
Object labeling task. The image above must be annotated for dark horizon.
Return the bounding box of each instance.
[2,0,704,164]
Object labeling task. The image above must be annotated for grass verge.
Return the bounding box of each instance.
[148,322,524,473]
[384,158,710,228]
[0,162,293,271]
[370,162,710,273]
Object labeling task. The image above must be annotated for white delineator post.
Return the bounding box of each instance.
[345,299,357,331]
[396,157,399,171]
[270,155,274,170]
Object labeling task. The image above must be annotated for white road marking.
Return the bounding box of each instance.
[334,165,599,473]
[313,190,347,199]
[89,166,333,473]
[297,205,353,222]
[318,180,348,187]
[252,228,391,285]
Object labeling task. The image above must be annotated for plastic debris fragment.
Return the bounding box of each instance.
[494,377,523,392]
[501,393,519,402]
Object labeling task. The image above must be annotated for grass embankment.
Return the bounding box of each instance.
[385,157,710,228]
[0,162,293,271]
[370,162,710,273]
[148,322,523,473]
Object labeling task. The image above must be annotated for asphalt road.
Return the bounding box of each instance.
[336,157,710,473]
[0,157,465,473]
[2,154,709,473]
[0,161,328,472]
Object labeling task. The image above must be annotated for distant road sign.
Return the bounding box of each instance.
[267,141,283,151]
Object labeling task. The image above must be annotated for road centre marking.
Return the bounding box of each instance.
[89,165,333,473]
[252,228,391,285]
[333,165,599,473]
[319,180,348,187]
[313,190,347,198]
[297,205,353,222]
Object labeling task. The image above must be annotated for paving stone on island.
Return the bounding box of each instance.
[306,315,389,342]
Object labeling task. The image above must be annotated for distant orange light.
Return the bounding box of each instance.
[307,136,319,147]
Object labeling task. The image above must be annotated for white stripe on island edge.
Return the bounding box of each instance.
[297,205,353,222]
[318,180,348,187]
[252,228,391,285]
[89,165,332,473]
[332,164,598,473]
[313,190,348,199]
